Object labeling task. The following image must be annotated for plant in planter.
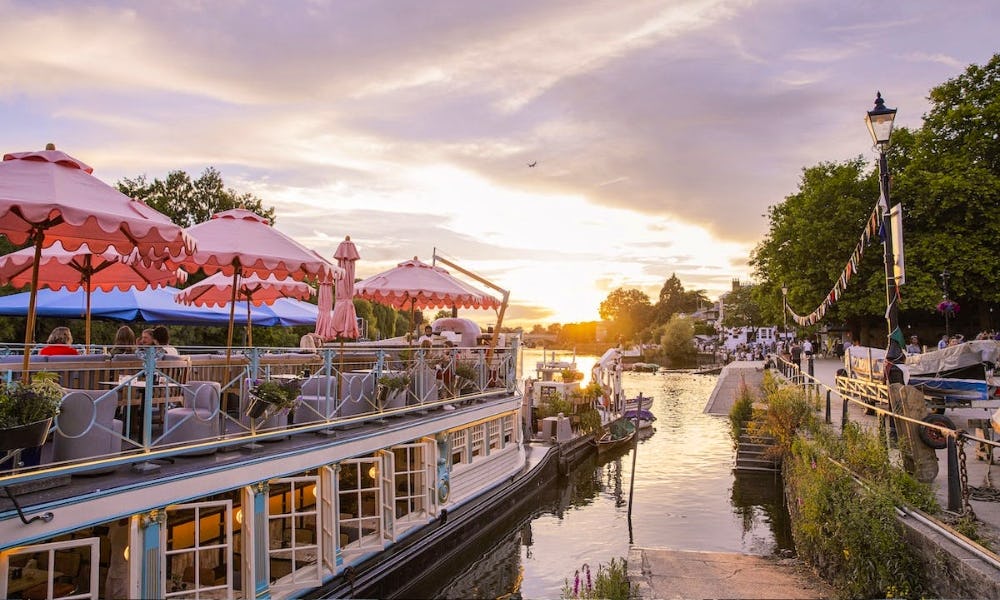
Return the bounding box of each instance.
[453,361,478,394]
[246,378,301,419]
[0,372,64,451]
[377,373,411,409]
[560,368,582,382]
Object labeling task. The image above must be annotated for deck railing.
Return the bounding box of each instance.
[1,340,520,486]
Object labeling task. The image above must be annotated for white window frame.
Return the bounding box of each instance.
[162,499,233,599]
[1,537,101,600]
[267,475,322,592]
[337,457,384,556]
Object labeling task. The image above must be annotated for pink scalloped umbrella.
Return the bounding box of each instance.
[330,236,360,340]
[175,272,314,346]
[355,256,500,340]
[170,208,341,358]
[0,145,194,378]
[0,242,187,350]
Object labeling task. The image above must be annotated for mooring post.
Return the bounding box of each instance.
[947,435,962,512]
[825,390,831,424]
[841,397,849,430]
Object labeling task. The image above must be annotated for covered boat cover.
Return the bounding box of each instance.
[904,340,1000,376]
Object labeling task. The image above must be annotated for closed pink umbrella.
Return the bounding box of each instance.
[314,281,335,340]
[0,242,187,350]
[0,145,194,378]
[175,272,314,347]
[330,236,361,340]
[170,208,341,357]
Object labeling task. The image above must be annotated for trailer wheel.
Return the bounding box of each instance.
[918,413,956,450]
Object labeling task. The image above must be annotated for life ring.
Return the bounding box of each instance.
[437,478,450,503]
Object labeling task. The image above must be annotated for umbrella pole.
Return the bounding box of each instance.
[84,267,93,354]
[21,232,45,382]
[225,272,239,364]
[246,296,253,348]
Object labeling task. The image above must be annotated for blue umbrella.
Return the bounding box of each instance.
[0,287,317,327]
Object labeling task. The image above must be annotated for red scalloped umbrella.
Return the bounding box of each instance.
[0,145,195,378]
[0,242,187,350]
[170,208,341,357]
[175,272,313,346]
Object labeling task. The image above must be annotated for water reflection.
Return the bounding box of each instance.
[408,359,793,599]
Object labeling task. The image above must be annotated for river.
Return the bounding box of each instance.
[406,351,793,599]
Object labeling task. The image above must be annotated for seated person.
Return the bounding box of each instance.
[152,325,180,355]
[39,326,79,356]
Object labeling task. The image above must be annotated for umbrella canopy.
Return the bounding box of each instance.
[175,272,314,346]
[169,208,341,356]
[330,236,360,340]
[0,145,194,376]
[0,286,318,327]
[355,257,501,311]
[0,242,186,349]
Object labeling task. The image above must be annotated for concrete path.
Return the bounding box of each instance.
[703,360,765,415]
[629,548,835,599]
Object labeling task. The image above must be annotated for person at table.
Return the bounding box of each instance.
[39,326,79,356]
[417,324,435,345]
[109,325,136,356]
[905,335,922,355]
[152,325,179,355]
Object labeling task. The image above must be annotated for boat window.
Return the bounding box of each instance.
[488,419,501,451]
[1,537,100,600]
[470,424,485,459]
[502,414,516,447]
[267,476,322,591]
[451,430,468,466]
[162,499,232,599]
[392,443,428,523]
[337,458,384,553]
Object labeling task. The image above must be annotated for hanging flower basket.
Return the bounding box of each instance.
[937,300,960,316]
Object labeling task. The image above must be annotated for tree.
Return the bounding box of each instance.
[599,288,652,342]
[117,167,275,228]
[721,284,764,334]
[654,274,687,322]
[659,315,697,367]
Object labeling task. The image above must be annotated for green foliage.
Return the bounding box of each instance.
[377,372,410,392]
[598,288,652,342]
[117,167,275,228]
[721,283,764,330]
[759,386,817,460]
[728,383,755,446]
[249,378,300,410]
[576,406,603,434]
[0,372,63,428]
[536,393,573,420]
[658,315,697,366]
[559,557,635,600]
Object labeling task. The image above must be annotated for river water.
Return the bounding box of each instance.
[409,351,793,599]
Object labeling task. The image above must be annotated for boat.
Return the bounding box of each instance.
[624,391,654,413]
[593,418,636,453]
[630,362,659,373]
[842,342,1000,407]
[0,317,534,599]
[623,408,656,431]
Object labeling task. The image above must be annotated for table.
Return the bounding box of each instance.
[6,567,61,595]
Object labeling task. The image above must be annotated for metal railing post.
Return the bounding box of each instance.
[841,396,849,430]
[825,390,831,424]
[947,435,962,512]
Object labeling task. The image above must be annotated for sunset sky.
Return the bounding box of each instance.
[2,1,997,327]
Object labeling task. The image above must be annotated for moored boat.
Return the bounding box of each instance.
[593,418,636,453]
[623,408,656,431]
[0,324,528,599]
[624,391,654,413]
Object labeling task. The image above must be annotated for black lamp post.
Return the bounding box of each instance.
[781,283,788,350]
[866,91,902,380]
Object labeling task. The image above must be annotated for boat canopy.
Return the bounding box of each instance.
[905,340,1000,376]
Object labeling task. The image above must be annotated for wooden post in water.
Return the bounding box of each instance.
[627,415,640,542]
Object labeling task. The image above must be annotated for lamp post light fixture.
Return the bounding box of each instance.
[866,91,903,381]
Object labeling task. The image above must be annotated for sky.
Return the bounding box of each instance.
[1,1,997,328]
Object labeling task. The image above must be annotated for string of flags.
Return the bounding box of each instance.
[785,200,885,327]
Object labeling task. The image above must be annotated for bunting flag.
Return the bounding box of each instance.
[785,199,886,326]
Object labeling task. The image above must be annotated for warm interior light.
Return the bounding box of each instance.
[368,464,378,479]
[311,485,318,499]
[123,546,129,562]
[235,508,243,525]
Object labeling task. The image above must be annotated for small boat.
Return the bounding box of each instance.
[630,362,660,373]
[623,408,656,431]
[624,392,653,412]
[593,418,636,453]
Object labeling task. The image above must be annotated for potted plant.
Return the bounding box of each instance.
[453,362,478,394]
[377,372,411,409]
[560,368,582,383]
[246,378,300,419]
[0,372,64,451]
